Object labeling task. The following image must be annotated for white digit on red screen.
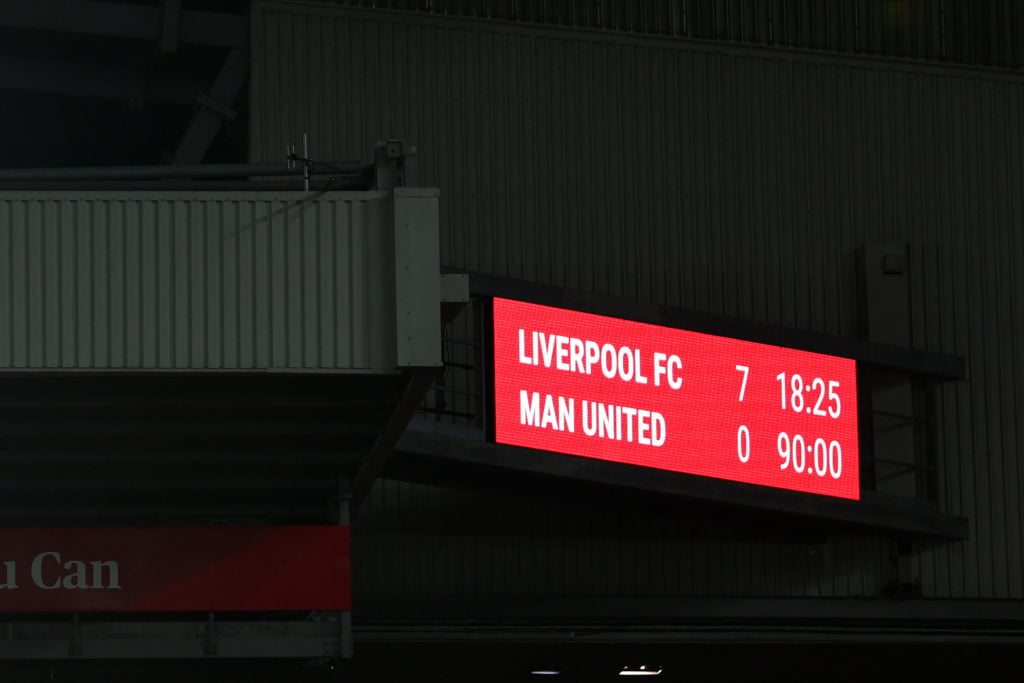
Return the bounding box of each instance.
[792,434,806,473]
[778,431,790,470]
[735,365,749,402]
[811,377,827,415]
[828,381,842,418]
[829,440,843,478]
[790,374,805,412]
[737,425,750,463]
[814,438,828,476]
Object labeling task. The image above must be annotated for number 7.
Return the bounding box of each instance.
[735,365,749,402]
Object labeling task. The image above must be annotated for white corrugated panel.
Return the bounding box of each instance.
[0,191,404,371]
[251,2,1024,600]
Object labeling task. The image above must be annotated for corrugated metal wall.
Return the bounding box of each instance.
[0,191,398,370]
[330,0,1024,69]
[251,2,1024,599]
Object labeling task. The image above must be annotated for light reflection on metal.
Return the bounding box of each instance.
[620,665,663,676]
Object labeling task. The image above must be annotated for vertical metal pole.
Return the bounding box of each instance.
[338,477,353,658]
[303,132,310,192]
[337,478,351,526]
[205,612,217,655]
[70,612,82,657]
[477,297,493,435]
[341,611,353,659]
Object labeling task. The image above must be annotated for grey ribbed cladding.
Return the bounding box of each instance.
[318,0,1024,69]
[0,190,441,371]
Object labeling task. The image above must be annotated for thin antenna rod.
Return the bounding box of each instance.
[303,132,310,192]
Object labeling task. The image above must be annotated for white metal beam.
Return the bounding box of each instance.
[171,47,249,164]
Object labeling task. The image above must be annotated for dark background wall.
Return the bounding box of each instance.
[250,1,1024,601]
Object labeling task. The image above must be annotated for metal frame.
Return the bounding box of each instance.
[353,368,441,511]
[405,272,968,538]
[463,270,965,379]
[0,615,350,659]
[397,418,968,538]
[354,595,1024,645]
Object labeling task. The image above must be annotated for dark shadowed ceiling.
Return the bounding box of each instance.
[0,0,251,168]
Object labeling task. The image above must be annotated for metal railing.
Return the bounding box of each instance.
[860,378,939,502]
[419,300,484,425]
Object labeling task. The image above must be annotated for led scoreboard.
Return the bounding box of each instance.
[491,298,860,500]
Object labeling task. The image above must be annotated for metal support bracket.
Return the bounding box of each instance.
[352,369,440,511]
[885,538,920,597]
[171,47,248,165]
[374,139,418,190]
[195,92,237,121]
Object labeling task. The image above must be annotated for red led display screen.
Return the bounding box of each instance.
[492,298,860,500]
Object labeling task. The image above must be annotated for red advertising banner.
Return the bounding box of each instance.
[0,526,350,612]
[493,298,860,500]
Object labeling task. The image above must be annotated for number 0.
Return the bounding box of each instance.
[737,425,750,463]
